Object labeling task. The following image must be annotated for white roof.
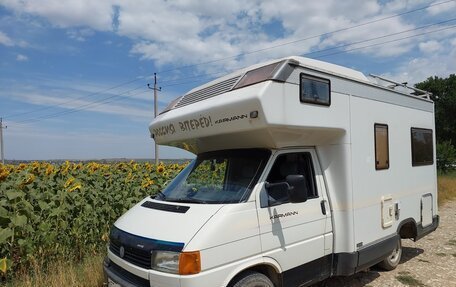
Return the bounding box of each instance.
[289,56,369,82]
[186,56,369,95]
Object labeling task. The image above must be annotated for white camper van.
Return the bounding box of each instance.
[104,56,439,287]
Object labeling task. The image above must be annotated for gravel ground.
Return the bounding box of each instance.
[316,200,456,287]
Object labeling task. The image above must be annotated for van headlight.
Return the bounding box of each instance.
[151,251,180,274]
[151,250,201,275]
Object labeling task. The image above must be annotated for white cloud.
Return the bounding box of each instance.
[382,0,429,14]
[419,40,441,53]
[0,30,28,47]
[1,0,114,30]
[2,0,456,75]
[67,28,94,41]
[427,0,456,16]
[16,54,28,61]
[0,30,14,46]
[387,40,456,84]
[1,0,427,67]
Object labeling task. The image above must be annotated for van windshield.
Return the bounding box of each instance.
[156,149,271,204]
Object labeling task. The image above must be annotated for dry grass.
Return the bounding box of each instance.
[5,254,105,287]
[438,174,456,206]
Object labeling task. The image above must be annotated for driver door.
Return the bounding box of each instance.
[256,149,332,286]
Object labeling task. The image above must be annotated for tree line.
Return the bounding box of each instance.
[415,74,456,173]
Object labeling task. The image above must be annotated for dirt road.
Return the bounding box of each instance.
[317,200,456,287]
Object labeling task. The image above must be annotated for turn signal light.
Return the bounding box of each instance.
[179,251,201,275]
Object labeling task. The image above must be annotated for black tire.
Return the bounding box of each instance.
[378,238,402,271]
[231,271,275,287]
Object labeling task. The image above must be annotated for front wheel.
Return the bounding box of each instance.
[378,238,402,270]
[231,271,275,287]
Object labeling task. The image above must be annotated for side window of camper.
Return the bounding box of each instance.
[300,73,330,106]
[375,124,389,170]
[411,128,434,166]
[266,152,318,206]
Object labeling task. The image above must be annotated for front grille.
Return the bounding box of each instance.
[174,75,241,108]
[108,261,150,287]
[109,226,184,271]
[110,240,151,269]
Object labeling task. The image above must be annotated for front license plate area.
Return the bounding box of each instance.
[108,277,122,287]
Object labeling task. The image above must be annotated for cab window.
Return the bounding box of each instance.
[266,152,318,206]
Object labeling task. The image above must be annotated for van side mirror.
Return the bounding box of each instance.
[264,182,290,195]
[263,175,308,206]
[286,175,308,203]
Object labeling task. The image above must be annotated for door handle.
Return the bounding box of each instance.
[320,200,327,215]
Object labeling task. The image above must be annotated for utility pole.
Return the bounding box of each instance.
[147,73,161,165]
[0,118,6,164]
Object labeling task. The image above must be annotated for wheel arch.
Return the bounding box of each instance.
[397,218,418,240]
[224,257,282,287]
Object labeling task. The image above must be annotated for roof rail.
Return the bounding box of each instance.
[369,74,432,100]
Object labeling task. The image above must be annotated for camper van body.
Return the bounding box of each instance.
[104,56,438,287]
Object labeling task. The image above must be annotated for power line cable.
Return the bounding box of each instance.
[158,70,229,85]
[13,89,148,126]
[14,85,147,125]
[315,24,456,59]
[3,77,144,119]
[306,17,456,57]
[159,17,456,87]
[160,23,456,88]
[157,0,455,74]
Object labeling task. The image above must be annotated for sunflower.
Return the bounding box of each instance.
[141,178,155,189]
[45,165,54,176]
[0,169,10,181]
[68,183,82,192]
[0,257,7,273]
[22,174,35,185]
[64,177,75,188]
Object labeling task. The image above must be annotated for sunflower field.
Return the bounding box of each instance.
[0,161,186,279]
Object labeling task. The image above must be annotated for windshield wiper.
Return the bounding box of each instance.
[152,190,167,200]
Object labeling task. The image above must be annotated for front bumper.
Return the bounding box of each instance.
[105,247,253,287]
[104,257,150,287]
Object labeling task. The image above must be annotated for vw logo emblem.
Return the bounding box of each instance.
[119,246,125,258]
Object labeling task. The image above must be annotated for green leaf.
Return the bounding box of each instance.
[0,206,9,217]
[5,190,25,200]
[11,214,27,227]
[18,239,27,247]
[0,228,13,244]
[38,222,50,232]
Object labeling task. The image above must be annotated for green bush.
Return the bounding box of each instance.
[437,141,456,174]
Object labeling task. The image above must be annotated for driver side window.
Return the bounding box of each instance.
[266,152,318,206]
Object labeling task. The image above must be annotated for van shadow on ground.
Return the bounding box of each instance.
[313,246,424,287]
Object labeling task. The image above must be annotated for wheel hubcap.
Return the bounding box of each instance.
[389,243,401,264]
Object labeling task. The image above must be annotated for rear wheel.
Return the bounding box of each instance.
[378,238,402,270]
[231,271,275,287]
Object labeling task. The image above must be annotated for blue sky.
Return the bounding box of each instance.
[0,0,455,160]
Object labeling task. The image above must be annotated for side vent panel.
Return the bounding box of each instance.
[174,75,241,109]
